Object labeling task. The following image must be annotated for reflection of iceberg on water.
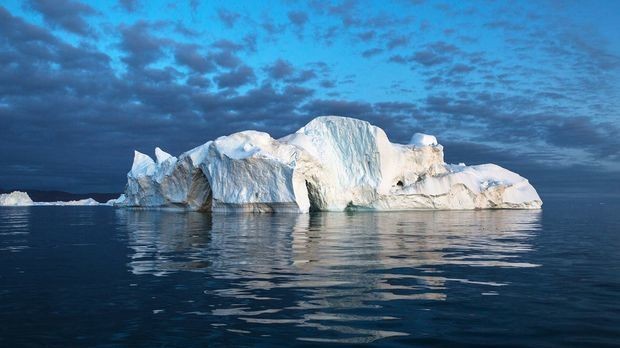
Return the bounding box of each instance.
[118,209,541,342]
[119,209,541,281]
[0,206,32,252]
[116,209,213,276]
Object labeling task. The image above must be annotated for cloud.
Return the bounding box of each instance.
[242,33,257,52]
[118,21,172,70]
[412,50,450,66]
[212,39,244,52]
[362,48,383,58]
[216,8,240,28]
[304,99,373,118]
[386,35,409,50]
[1,3,618,194]
[320,79,336,88]
[287,10,308,29]
[287,10,308,39]
[189,0,199,12]
[412,42,458,66]
[174,44,214,73]
[313,25,339,46]
[174,21,201,37]
[186,74,210,88]
[324,0,360,27]
[214,65,256,89]
[0,6,57,49]
[449,63,474,74]
[260,15,286,40]
[205,39,248,69]
[118,0,139,12]
[484,20,525,31]
[27,0,97,36]
[388,41,460,66]
[560,29,620,71]
[264,59,317,83]
[265,59,294,80]
[545,117,620,158]
[357,30,375,41]
[211,50,241,69]
[287,69,317,83]
[420,92,620,165]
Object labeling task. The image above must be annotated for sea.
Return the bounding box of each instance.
[0,194,618,347]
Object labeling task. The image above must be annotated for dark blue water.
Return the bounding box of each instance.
[0,195,619,347]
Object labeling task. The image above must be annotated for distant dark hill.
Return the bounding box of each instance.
[0,189,120,203]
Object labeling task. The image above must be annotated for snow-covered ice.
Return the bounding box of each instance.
[0,191,34,206]
[409,133,438,147]
[36,198,103,206]
[117,116,542,212]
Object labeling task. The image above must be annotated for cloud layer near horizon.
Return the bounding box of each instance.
[1,0,619,193]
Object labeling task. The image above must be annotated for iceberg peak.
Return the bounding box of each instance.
[130,150,156,177]
[409,133,438,147]
[155,147,173,164]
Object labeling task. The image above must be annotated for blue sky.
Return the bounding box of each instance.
[1,0,619,193]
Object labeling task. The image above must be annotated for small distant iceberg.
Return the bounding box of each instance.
[0,191,106,207]
[0,191,34,206]
[36,198,103,206]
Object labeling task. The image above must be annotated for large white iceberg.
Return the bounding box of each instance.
[118,116,542,212]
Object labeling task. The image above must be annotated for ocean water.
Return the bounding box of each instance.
[0,196,618,347]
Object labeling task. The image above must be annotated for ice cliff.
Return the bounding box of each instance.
[118,116,542,212]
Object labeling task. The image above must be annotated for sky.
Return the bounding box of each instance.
[1,0,619,194]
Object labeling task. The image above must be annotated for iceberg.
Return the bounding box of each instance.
[36,198,103,206]
[0,191,106,206]
[118,116,542,212]
[0,191,34,206]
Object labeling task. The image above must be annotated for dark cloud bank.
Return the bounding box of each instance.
[0,2,618,196]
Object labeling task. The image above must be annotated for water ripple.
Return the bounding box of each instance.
[0,207,31,252]
[116,209,541,343]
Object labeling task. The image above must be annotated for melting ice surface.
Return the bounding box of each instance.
[0,196,619,347]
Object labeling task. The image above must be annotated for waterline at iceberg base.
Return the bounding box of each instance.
[115,116,542,213]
